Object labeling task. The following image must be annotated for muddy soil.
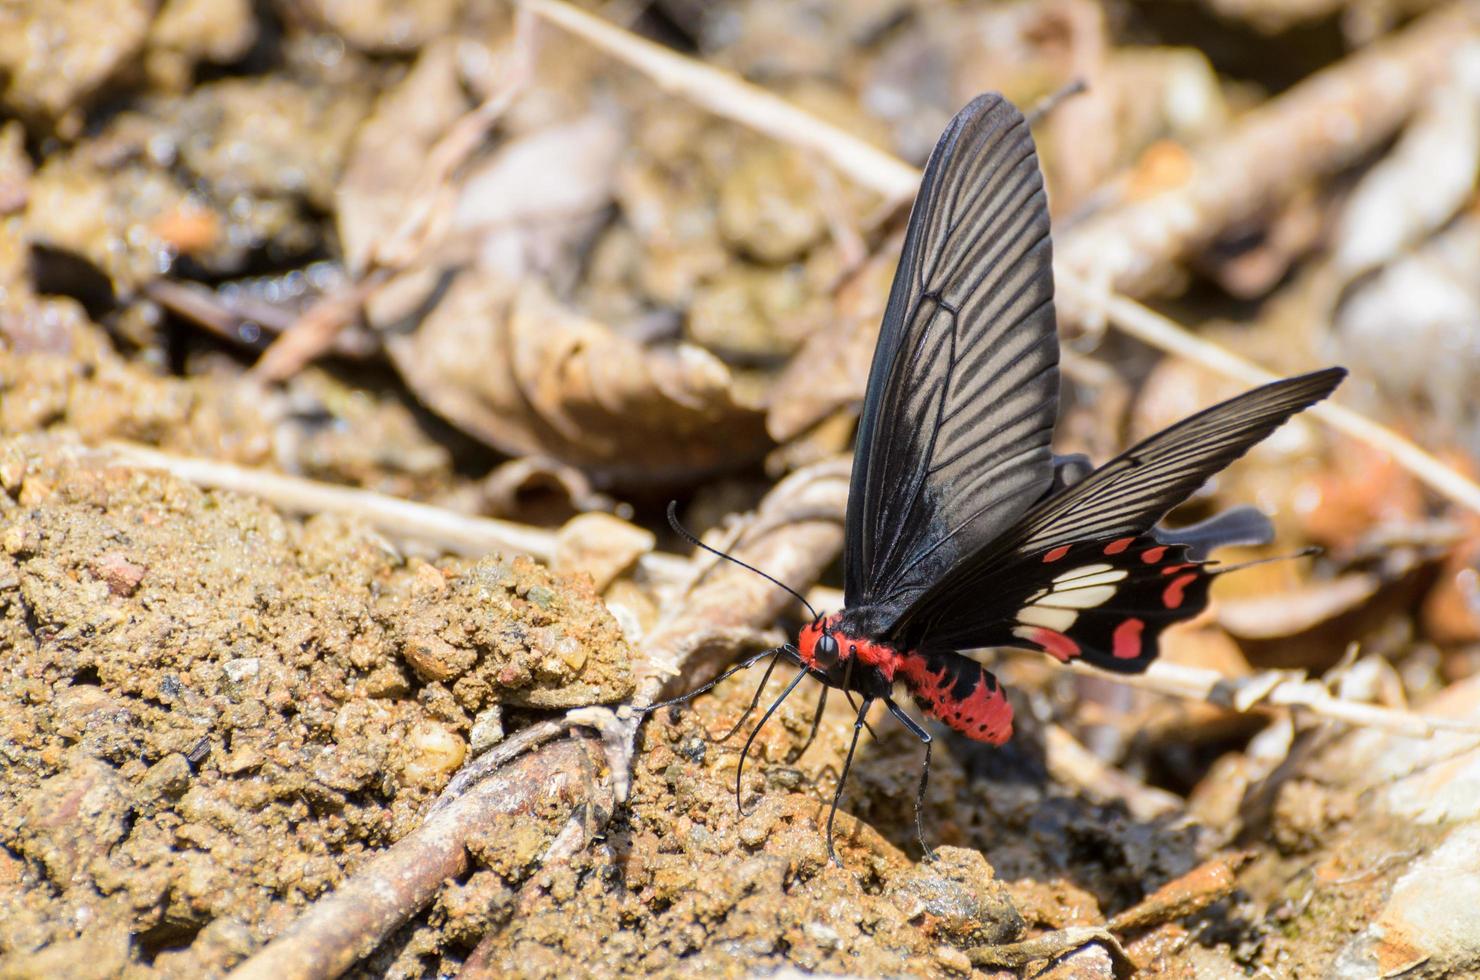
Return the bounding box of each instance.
[0,435,630,976]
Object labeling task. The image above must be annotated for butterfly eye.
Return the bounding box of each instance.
[813,633,839,667]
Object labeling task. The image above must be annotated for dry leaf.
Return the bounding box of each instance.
[387,276,770,483]
[554,512,655,593]
[765,240,898,443]
[1331,41,1480,279]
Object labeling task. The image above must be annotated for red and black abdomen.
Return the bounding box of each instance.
[896,649,1013,745]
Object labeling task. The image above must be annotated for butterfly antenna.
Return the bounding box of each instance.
[668,502,819,621]
[1213,545,1323,576]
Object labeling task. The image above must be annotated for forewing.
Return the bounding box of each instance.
[846,94,1059,612]
[1009,368,1345,556]
[890,368,1345,650]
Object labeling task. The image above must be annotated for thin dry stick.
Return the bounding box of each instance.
[523,0,920,202]
[1061,283,1480,515]
[523,0,1480,518]
[1056,657,1480,737]
[1053,2,1480,302]
[227,736,605,980]
[811,577,1480,737]
[104,440,556,558]
[101,441,687,583]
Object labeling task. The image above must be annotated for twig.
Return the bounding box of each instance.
[249,272,388,381]
[221,461,850,974]
[811,580,1480,738]
[966,926,1134,975]
[522,0,920,202]
[100,440,688,582]
[1107,851,1248,932]
[1054,3,1480,303]
[226,736,606,980]
[1055,657,1480,737]
[1043,723,1183,822]
[636,457,851,700]
[523,0,1480,518]
[104,440,556,558]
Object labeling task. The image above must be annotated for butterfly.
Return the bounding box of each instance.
[658,93,1344,863]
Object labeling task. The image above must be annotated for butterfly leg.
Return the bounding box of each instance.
[786,685,828,762]
[714,651,784,743]
[645,645,787,715]
[825,696,873,867]
[885,698,936,862]
[842,689,882,741]
[735,666,808,818]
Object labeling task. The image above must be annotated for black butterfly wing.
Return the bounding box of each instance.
[888,368,1346,656]
[846,94,1060,615]
[965,534,1213,675]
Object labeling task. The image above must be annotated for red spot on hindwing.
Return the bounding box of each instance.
[1043,545,1071,563]
[1104,537,1134,555]
[1028,627,1081,662]
[1163,572,1198,609]
[1140,546,1168,564]
[1112,618,1145,659]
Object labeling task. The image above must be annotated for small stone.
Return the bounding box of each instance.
[2,523,37,556]
[138,753,192,800]
[401,632,465,682]
[402,720,467,787]
[469,706,505,753]
[935,945,972,974]
[90,551,147,597]
[221,657,260,690]
[804,920,840,949]
[552,512,654,593]
[1035,943,1117,980]
[737,807,775,848]
[1333,823,1480,978]
[886,846,1023,946]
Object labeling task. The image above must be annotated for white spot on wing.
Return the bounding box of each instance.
[1017,605,1077,631]
[1055,568,1128,589]
[1037,584,1116,609]
[1052,563,1115,584]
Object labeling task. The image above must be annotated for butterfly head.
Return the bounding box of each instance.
[797,613,843,673]
[797,612,904,697]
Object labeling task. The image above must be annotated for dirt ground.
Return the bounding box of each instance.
[4,1,1480,978]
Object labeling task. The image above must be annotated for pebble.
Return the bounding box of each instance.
[1332,822,1480,979]
[469,705,505,754]
[1033,943,1117,980]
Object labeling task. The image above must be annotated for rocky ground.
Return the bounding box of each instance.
[3,1,1480,977]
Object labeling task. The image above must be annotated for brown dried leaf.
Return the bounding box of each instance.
[1331,41,1480,279]
[387,276,770,483]
[765,240,898,442]
[335,39,470,276]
